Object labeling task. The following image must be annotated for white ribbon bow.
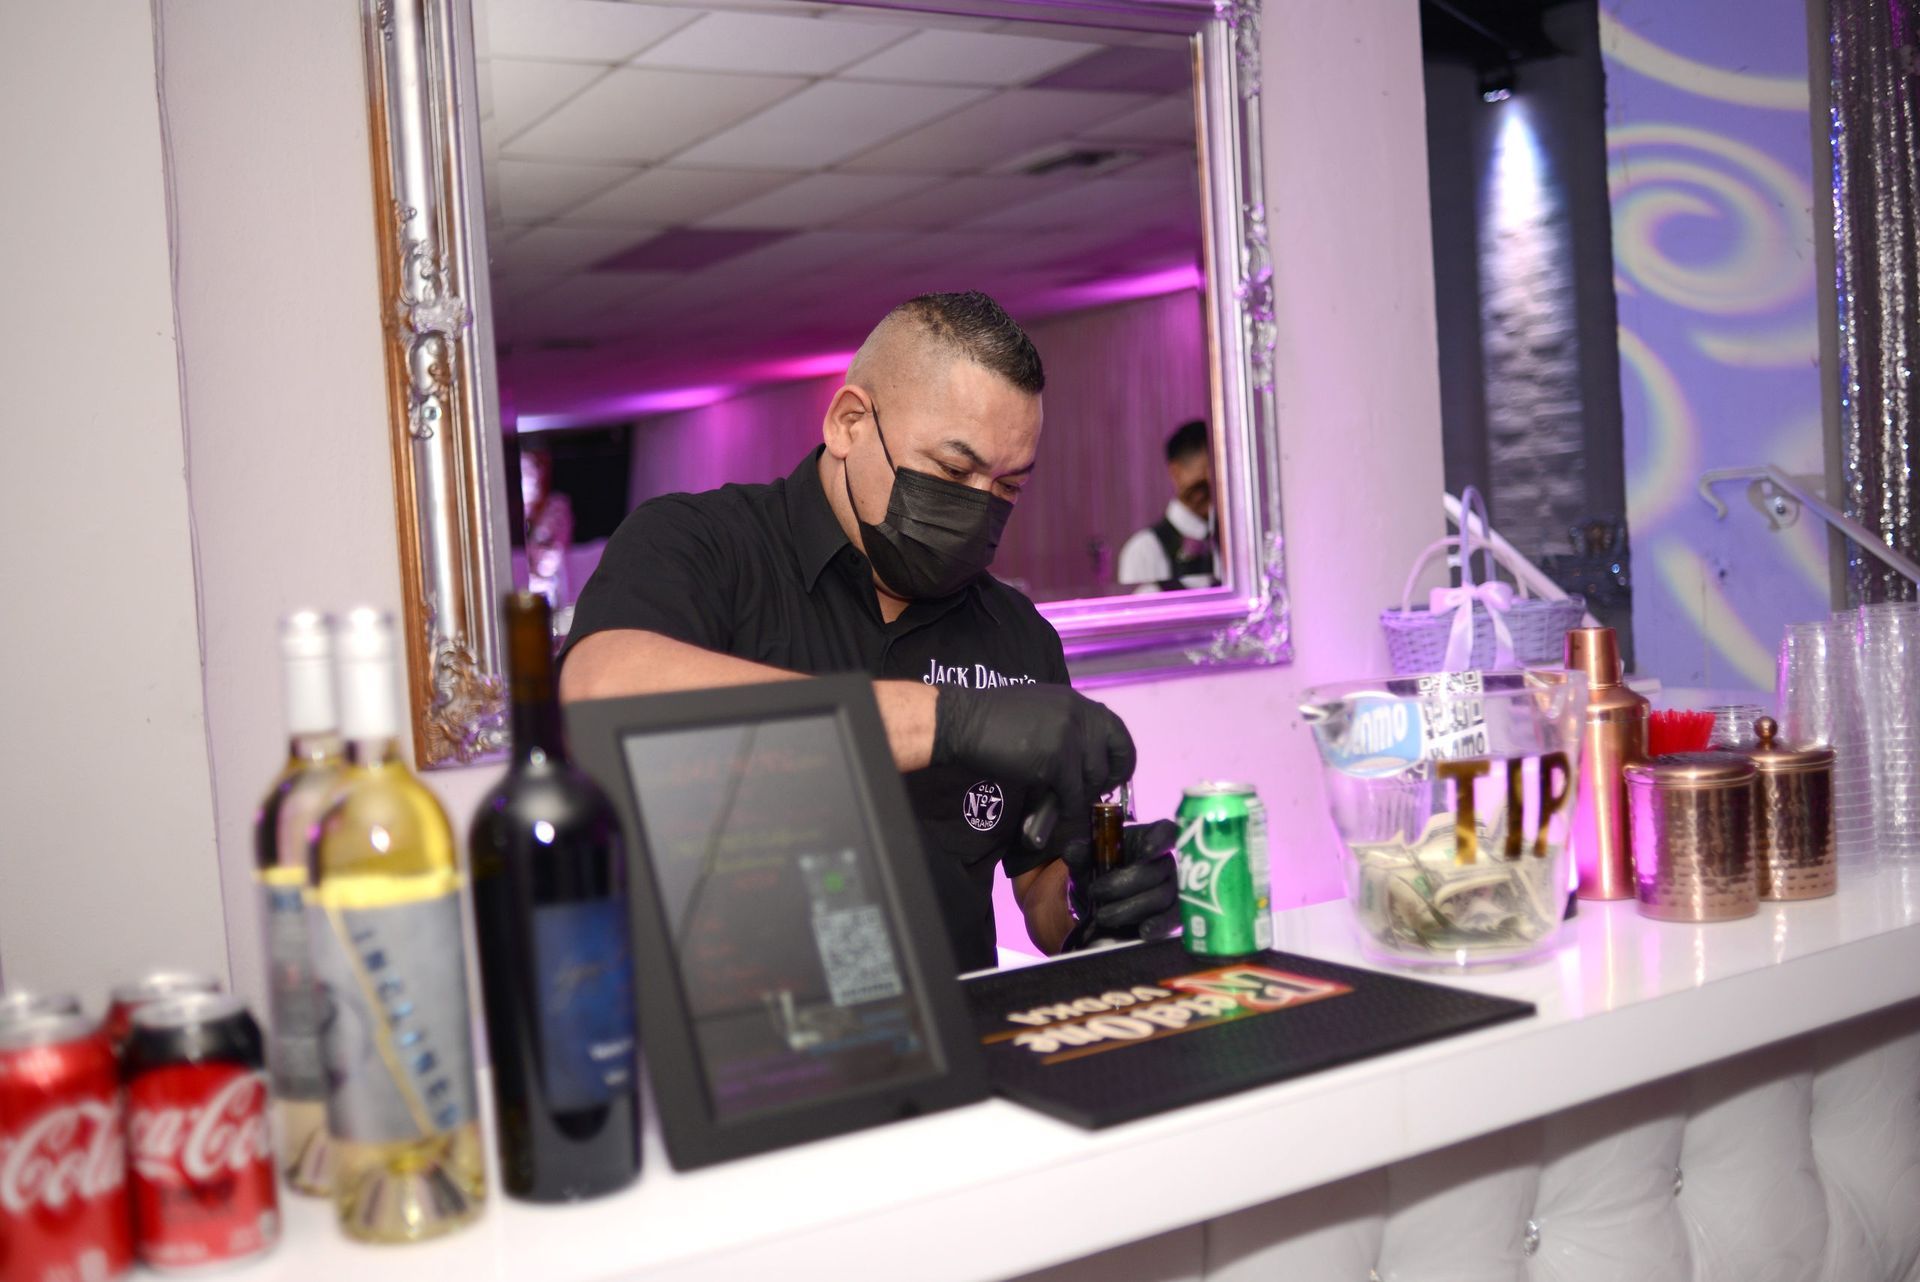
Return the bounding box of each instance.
[1429,581,1516,671]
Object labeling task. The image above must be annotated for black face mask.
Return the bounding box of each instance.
[844,403,1014,600]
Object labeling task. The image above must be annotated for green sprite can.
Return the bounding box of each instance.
[1176,781,1273,956]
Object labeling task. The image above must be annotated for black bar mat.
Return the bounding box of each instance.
[962,940,1535,1129]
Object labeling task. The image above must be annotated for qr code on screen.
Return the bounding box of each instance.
[812,905,906,1007]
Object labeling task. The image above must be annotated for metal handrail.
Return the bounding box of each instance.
[1441,493,1604,628]
[1697,465,1920,586]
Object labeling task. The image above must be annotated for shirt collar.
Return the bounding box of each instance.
[1164,497,1210,541]
[785,446,851,591]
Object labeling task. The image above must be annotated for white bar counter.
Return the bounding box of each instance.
[233,869,1920,1282]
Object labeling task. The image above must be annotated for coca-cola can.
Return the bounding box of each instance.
[0,1013,133,1282]
[0,991,83,1028]
[103,973,221,1049]
[125,994,278,1272]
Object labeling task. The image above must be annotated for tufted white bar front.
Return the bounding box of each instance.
[228,869,1920,1282]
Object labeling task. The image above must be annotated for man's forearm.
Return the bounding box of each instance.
[559,629,937,770]
[1014,861,1075,954]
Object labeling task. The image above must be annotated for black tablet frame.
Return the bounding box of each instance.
[566,676,989,1170]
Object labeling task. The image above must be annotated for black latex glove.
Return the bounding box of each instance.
[931,684,1136,850]
[1061,818,1181,949]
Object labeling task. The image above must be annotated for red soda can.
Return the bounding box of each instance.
[125,994,278,1272]
[0,992,82,1028]
[0,1013,133,1282]
[103,974,220,1049]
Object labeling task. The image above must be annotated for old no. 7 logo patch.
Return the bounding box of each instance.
[963,780,1005,832]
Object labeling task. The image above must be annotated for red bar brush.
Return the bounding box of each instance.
[1648,709,1716,756]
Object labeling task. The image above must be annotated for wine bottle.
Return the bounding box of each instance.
[473,592,639,1202]
[252,610,343,1196]
[308,608,486,1242]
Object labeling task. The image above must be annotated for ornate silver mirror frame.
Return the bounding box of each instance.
[360,0,1285,769]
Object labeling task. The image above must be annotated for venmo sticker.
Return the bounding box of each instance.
[1314,673,1494,777]
[1317,694,1425,778]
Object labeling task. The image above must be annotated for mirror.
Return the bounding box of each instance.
[478,0,1212,608]
[359,0,1287,767]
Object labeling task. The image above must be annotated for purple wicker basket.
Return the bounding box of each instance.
[1380,488,1586,675]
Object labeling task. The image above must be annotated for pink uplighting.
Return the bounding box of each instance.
[518,385,736,433]
[1036,264,1205,312]
[748,349,860,383]
[511,277,1205,431]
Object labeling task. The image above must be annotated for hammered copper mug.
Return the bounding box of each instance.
[1624,752,1760,922]
[1746,716,1836,900]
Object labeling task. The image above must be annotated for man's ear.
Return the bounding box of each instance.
[821,385,870,461]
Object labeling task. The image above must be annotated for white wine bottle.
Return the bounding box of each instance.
[309,608,486,1243]
[253,610,343,1195]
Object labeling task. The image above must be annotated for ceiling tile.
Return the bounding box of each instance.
[699,173,940,229]
[1029,44,1192,94]
[632,11,905,75]
[1102,148,1202,187]
[484,59,604,140]
[492,223,659,273]
[844,229,1008,274]
[491,158,635,220]
[964,177,1189,231]
[504,68,807,163]
[839,89,1152,174]
[818,6,1002,31]
[594,227,792,271]
[1077,94,1197,143]
[673,81,989,171]
[832,174,1078,230]
[1000,22,1182,49]
[496,271,672,332]
[483,0,703,62]
[564,167,794,225]
[840,30,1099,87]
[701,229,904,280]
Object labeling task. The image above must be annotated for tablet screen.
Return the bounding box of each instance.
[620,712,937,1121]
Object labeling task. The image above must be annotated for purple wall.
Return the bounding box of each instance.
[1602,0,1830,687]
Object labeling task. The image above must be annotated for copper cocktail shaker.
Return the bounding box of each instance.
[1566,626,1648,899]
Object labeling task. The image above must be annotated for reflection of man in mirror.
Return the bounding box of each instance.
[560,292,1181,973]
[520,445,574,607]
[1117,420,1218,592]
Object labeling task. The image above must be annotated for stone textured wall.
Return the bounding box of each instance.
[1478,97,1590,564]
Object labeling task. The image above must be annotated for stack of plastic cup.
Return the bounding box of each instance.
[1857,602,1920,865]
[1780,619,1875,869]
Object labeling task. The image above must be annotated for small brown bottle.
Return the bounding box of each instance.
[1566,626,1649,899]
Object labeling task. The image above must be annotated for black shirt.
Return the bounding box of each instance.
[563,447,1070,972]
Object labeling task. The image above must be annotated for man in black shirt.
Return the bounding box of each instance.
[561,291,1179,972]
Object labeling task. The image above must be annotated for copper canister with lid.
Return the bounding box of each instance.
[1745,716,1836,900]
[1623,751,1759,922]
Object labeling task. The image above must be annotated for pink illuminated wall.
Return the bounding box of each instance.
[1011,290,1211,599]
[614,289,1210,600]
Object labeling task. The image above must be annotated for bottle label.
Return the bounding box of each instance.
[309,895,478,1143]
[258,878,325,1100]
[532,899,637,1113]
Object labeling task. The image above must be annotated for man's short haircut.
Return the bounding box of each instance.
[884,291,1045,395]
[1166,420,1209,462]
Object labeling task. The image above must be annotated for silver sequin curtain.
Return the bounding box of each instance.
[1830,0,1920,603]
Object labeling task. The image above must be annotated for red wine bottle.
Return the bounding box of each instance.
[472,593,639,1202]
